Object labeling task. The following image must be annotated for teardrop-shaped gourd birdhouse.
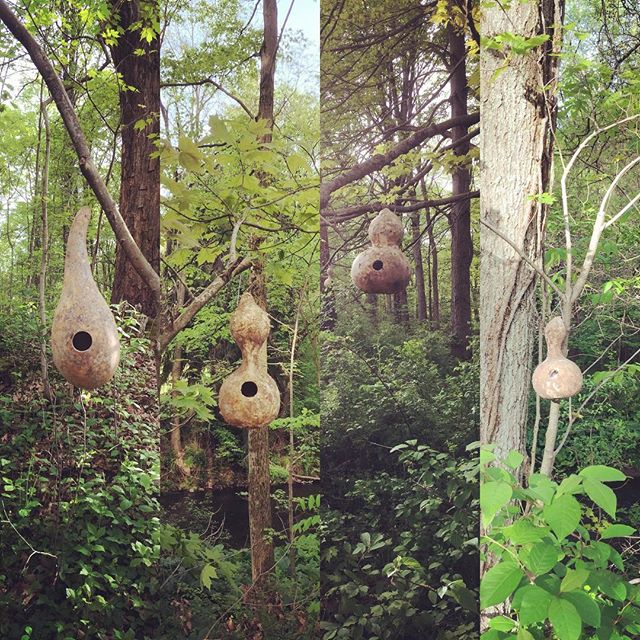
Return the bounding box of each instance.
[532,317,583,401]
[351,208,411,294]
[218,292,280,428]
[51,207,120,390]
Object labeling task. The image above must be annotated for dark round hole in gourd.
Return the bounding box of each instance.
[372,260,384,271]
[72,331,93,352]
[241,381,258,397]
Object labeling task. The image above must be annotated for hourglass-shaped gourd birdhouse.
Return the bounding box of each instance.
[218,292,280,428]
[532,317,583,401]
[351,208,411,294]
[51,207,120,390]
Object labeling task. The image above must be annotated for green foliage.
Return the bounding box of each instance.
[0,308,162,639]
[480,447,640,640]
[322,441,478,640]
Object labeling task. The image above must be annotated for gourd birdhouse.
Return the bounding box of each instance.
[51,207,120,390]
[351,208,411,293]
[532,317,583,401]
[218,292,280,428]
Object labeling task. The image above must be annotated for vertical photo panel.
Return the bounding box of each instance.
[0,0,161,637]
[320,1,480,638]
[479,1,640,638]
[158,0,320,637]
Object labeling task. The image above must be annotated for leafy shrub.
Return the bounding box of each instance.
[480,446,640,640]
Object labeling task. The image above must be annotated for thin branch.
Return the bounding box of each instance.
[480,218,564,298]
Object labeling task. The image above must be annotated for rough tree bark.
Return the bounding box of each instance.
[448,19,473,360]
[247,0,278,589]
[108,0,161,318]
[479,0,564,463]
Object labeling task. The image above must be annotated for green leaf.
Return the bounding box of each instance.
[517,630,535,640]
[561,591,601,628]
[548,597,582,640]
[200,563,218,589]
[480,562,525,608]
[481,481,513,526]
[516,585,553,625]
[523,540,558,575]
[583,477,617,518]
[592,569,627,601]
[579,465,626,483]
[489,616,515,632]
[561,568,590,593]
[600,524,635,540]
[504,451,524,469]
[543,494,581,540]
[503,519,549,544]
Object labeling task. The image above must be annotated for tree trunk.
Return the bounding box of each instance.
[38,95,52,401]
[479,0,564,462]
[170,283,190,477]
[411,210,427,322]
[320,217,336,330]
[426,208,440,330]
[109,0,160,318]
[247,0,278,589]
[448,20,473,360]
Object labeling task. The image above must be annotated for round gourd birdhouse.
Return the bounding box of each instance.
[218,292,280,428]
[351,208,411,293]
[532,316,583,401]
[51,207,120,390]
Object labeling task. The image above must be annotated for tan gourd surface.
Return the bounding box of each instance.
[218,292,280,428]
[532,316,583,400]
[51,207,120,390]
[351,208,411,294]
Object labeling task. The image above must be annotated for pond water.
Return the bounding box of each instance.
[160,481,321,548]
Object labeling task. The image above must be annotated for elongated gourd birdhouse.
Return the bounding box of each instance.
[351,208,411,293]
[532,317,583,401]
[51,207,120,390]
[218,292,280,428]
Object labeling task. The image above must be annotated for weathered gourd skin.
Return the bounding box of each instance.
[351,208,411,293]
[218,292,281,428]
[532,316,583,400]
[51,207,120,390]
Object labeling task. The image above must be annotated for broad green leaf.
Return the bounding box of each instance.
[557,475,582,497]
[561,568,590,592]
[600,524,635,540]
[548,597,582,640]
[579,466,626,483]
[543,494,581,540]
[583,477,617,518]
[200,563,218,590]
[517,630,535,640]
[516,585,553,625]
[522,540,558,575]
[503,519,549,544]
[592,569,627,601]
[561,591,601,627]
[480,562,525,608]
[481,481,512,525]
[489,616,515,631]
[504,451,524,469]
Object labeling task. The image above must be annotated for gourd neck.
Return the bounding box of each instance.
[63,207,94,287]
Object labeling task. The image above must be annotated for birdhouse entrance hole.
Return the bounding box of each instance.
[241,381,258,397]
[372,260,383,271]
[72,331,93,352]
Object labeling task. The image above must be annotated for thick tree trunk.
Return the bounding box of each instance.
[109,0,160,318]
[480,0,563,462]
[411,211,427,322]
[448,21,473,360]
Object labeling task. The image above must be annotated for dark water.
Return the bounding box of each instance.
[160,482,321,548]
